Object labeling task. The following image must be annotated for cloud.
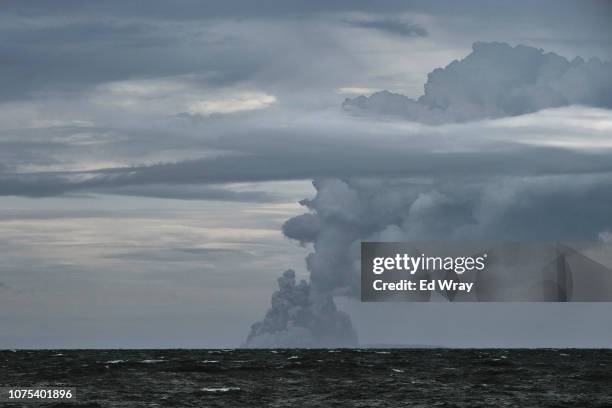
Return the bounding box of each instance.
[336,87,380,96]
[280,173,612,301]
[107,247,253,262]
[92,78,277,116]
[0,14,313,102]
[94,184,278,202]
[244,269,357,347]
[186,93,276,116]
[0,5,391,103]
[343,42,612,123]
[2,1,611,104]
[2,105,612,197]
[0,175,279,202]
[282,213,321,244]
[347,18,427,37]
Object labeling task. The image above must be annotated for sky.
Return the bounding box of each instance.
[1,0,612,348]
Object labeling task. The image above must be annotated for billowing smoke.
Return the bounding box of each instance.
[245,269,357,348]
[245,175,612,346]
[344,42,612,123]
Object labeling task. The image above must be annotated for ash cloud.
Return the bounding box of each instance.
[343,42,612,123]
[244,269,357,348]
[249,173,612,332]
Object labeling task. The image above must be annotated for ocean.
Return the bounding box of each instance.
[1,349,611,407]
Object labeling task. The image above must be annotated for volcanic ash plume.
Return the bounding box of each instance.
[245,269,357,348]
[245,174,612,347]
[245,179,366,348]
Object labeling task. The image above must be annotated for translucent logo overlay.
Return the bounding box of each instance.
[361,242,612,302]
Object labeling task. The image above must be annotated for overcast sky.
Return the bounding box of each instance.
[1,0,612,348]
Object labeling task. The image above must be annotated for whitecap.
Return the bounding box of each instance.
[201,387,240,393]
[201,360,219,363]
[141,359,165,363]
[287,356,299,360]
[105,360,125,364]
[392,368,404,373]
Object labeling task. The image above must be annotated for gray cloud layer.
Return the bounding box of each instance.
[3,103,612,198]
[347,19,427,37]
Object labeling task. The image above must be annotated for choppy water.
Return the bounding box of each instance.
[1,349,611,407]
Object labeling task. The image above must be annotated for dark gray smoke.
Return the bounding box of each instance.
[244,269,357,348]
[343,42,612,123]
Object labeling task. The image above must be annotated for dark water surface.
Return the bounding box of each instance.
[1,349,611,407]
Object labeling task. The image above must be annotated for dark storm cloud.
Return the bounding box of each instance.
[347,19,427,37]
